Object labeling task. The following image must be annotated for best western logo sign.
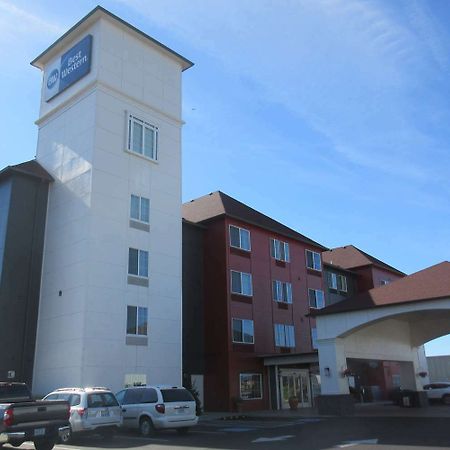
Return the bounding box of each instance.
[44,35,92,102]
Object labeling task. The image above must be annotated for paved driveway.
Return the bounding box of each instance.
[4,415,450,450]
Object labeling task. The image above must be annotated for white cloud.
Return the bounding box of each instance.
[0,0,63,35]
[0,0,65,68]
[116,0,450,185]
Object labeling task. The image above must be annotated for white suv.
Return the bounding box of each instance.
[43,387,122,442]
[423,382,450,404]
[115,385,198,436]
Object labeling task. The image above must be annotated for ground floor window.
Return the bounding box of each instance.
[240,373,263,400]
[124,373,147,388]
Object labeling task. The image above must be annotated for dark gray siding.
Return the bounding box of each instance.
[0,179,12,277]
[323,266,358,306]
[0,173,50,386]
[182,221,205,376]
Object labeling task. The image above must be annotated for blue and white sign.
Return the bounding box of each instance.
[44,35,92,102]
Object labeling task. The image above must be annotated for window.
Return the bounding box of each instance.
[308,289,325,309]
[270,238,290,262]
[239,373,263,400]
[231,270,253,296]
[274,323,296,348]
[120,388,158,405]
[272,280,292,303]
[329,273,338,290]
[232,318,254,344]
[306,250,322,271]
[128,248,149,278]
[127,306,148,336]
[130,195,150,223]
[124,373,147,387]
[45,393,81,406]
[229,225,251,251]
[338,274,347,292]
[161,389,195,402]
[127,114,158,160]
[87,393,119,408]
[381,279,390,286]
[311,327,318,350]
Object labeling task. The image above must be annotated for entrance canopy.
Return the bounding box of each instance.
[311,261,450,413]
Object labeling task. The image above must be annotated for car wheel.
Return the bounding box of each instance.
[139,417,155,437]
[34,439,56,450]
[443,394,450,405]
[176,427,190,436]
[59,427,72,444]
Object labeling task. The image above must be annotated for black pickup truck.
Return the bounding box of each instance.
[0,382,70,450]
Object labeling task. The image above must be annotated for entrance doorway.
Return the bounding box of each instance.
[279,369,311,408]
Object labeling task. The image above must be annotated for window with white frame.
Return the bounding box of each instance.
[329,272,338,290]
[311,327,318,350]
[128,248,149,278]
[270,238,290,262]
[127,114,158,160]
[308,289,325,309]
[272,280,292,303]
[130,195,150,223]
[274,323,296,348]
[229,225,251,251]
[306,250,322,271]
[231,270,253,296]
[126,306,148,336]
[337,274,348,292]
[232,318,254,344]
[381,279,390,285]
[240,373,262,400]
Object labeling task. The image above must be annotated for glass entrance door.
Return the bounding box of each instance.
[279,369,311,408]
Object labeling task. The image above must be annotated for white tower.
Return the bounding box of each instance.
[31,6,193,395]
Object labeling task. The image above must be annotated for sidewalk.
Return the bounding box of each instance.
[354,401,450,418]
[199,403,450,421]
[199,407,321,421]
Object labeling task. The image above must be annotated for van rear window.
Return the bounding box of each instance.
[160,389,194,402]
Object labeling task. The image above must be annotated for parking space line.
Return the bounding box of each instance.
[117,435,170,442]
[56,447,81,450]
[192,430,227,435]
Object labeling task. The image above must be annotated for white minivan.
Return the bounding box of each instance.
[115,385,198,436]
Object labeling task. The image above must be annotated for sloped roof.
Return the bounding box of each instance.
[313,261,450,316]
[0,160,53,182]
[31,5,193,71]
[182,191,327,250]
[322,245,405,276]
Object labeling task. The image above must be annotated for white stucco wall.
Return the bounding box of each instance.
[316,300,450,396]
[33,13,186,395]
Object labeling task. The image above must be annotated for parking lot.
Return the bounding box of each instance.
[6,415,450,450]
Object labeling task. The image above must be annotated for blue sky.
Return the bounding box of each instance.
[0,0,449,355]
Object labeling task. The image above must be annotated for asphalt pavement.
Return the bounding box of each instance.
[5,416,450,450]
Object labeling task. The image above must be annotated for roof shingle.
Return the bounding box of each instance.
[0,160,53,182]
[313,261,450,316]
[182,191,327,250]
[323,245,405,276]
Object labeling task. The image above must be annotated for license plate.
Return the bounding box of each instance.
[100,409,109,417]
[34,428,46,437]
[176,408,186,414]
